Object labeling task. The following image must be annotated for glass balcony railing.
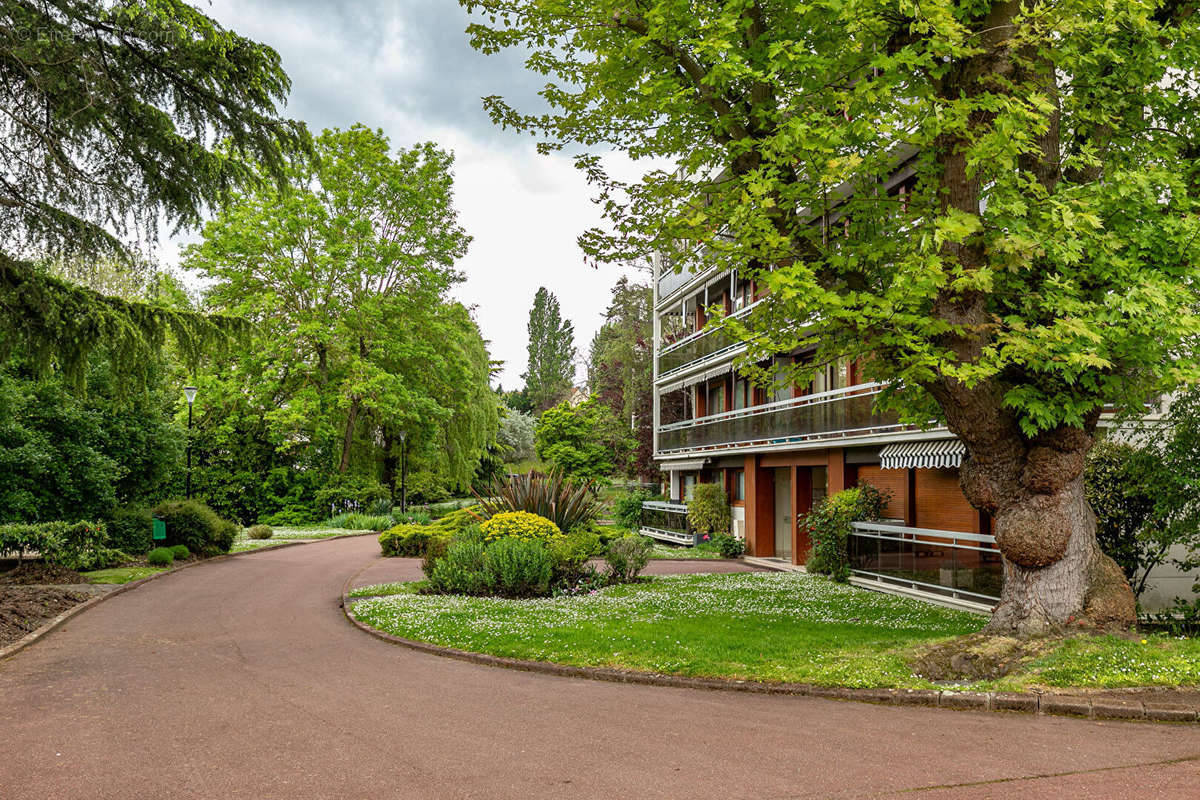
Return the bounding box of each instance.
[659,326,743,376]
[657,300,761,377]
[848,521,1002,604]
[657,383,906,454]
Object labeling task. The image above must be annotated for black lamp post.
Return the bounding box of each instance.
[183,385,198,499]
[399,430,408,513]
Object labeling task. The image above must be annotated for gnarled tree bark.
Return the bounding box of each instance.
[933,383,1135,635]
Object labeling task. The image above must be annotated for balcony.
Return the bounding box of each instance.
[848,521,1002,605]
[638,500,698,545]
[657,383,911,455]
[657,300,762,378]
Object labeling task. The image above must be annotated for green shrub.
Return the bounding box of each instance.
[430,506,483,535]
[147,547,174,566]
[803,485,889,582]
[247,524,274,540]
[169,545,190,560]
[327,512,395,531]
[549,529,603,582]
[604,535,652,582]
[0,520,119,569]
[710,533,746,558]
[152,499,238,556]
[425,536,489,595]
[476,470,600,533]
[106,507,154,554]
[483,538,554,598]
[379,524,449,557]
[687,484,731,535]
[258,507,318,527]
[480,511,562,543]
[613,489,652,531]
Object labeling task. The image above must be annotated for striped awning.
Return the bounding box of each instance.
[658,362,732,394]
[879,439,966,470]
[660,458,707,472]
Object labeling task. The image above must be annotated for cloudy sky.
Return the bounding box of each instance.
[174,0,648,388]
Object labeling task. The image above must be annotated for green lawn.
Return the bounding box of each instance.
[649,543,726,560]
[83,566,166,584]
[230,526,368,552]
[349,572,1200,690]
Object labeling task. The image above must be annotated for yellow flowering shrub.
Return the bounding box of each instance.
[480,511,562,543]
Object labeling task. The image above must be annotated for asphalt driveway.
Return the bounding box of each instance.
[1,536,1197,799]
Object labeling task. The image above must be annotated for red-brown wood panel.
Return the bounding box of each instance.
[915,468,978,533]
[855,465,909,521]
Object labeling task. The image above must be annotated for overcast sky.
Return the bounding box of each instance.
[172,0,648,388]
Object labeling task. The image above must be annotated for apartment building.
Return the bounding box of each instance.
[643,256,1013,607]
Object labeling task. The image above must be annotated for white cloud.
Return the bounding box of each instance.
[169,0,653,387]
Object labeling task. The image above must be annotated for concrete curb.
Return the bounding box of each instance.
[341,583,1199,725]
[0,531,377,662]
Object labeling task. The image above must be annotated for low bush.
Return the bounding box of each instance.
[803,485,889,582]
[549,529,603,583]
[425,536,489,595]
[379,524,449,558]
[247,524,274,540]
[147,547,174,566]
[613,489,652,531]
[480,511,562,543]
[0,520,120,570]
[604,535,653,583]
[688,484,731,536]
[428,506,482,535]
[106,507,154,554]
[328,512,395,531]
[483,538,554,598]
[170,545,190,560]
[153,499,238,556]
[710,533,746,558]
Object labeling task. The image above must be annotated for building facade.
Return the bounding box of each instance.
[643,258,1050,607]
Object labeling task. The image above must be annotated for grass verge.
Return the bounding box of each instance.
[349,572,1200,691]
[83,566,166,584]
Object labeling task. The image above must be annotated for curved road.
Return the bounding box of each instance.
[1,536,1198,799]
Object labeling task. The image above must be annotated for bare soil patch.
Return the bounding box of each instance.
[0,562,88,585]
[0,586,93,647]
[909,633,1056,682]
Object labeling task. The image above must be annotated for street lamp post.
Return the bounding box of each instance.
[183,385,198,499]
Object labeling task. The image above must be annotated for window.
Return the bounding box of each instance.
[682,473,698,501]
[732,469,745,502]
[811,466,828,507]
[707,382,726,415]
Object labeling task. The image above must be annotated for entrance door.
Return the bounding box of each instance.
[774,468,792,560]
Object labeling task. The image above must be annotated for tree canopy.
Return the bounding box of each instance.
[0,0,308,377]
[461,0,1200,633]
[587,276,656,479]
[184,126,494,506]
[522,286,577,411]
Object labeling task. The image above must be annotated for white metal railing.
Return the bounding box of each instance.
[659,382,886,432]
[849,521,997,551]
[641,500,689,513]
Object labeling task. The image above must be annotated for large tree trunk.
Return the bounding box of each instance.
[949,404,1136,636]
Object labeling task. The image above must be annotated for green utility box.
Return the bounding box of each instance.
[152,517,166,542]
